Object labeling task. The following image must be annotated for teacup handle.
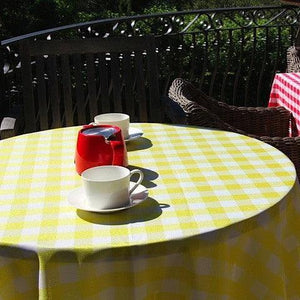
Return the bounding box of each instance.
[129,169,144,195]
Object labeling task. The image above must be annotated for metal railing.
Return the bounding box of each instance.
[1,5,299,119]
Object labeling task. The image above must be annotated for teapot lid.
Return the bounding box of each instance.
[82,127,117,139]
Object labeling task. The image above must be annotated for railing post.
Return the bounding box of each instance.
[0,46,6,119]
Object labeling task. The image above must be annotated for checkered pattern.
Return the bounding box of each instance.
[0,123,299,299]
[268,72,300,135]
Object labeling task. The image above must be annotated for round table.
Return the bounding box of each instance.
[0,123,299,299]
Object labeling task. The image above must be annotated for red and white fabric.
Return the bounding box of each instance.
[268,72,300,135]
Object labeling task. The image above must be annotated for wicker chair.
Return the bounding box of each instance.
[165,78,300,178]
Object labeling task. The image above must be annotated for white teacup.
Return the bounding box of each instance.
[94,113,130,139]
[81,165,143,210]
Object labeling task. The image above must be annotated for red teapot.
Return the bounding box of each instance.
[75,124,128,175]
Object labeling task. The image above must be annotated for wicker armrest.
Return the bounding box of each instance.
[182,102,246,134]
[220,105,292,137]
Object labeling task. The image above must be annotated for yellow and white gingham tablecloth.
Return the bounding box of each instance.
[0,123,299,299]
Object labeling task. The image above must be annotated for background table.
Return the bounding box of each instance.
[268,72,300,135]
[0,123,299,299]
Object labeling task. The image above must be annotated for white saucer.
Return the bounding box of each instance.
[68,182,148,213]
[125,127,143,142]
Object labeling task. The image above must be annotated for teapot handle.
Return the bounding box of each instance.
[110,140,124,166]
